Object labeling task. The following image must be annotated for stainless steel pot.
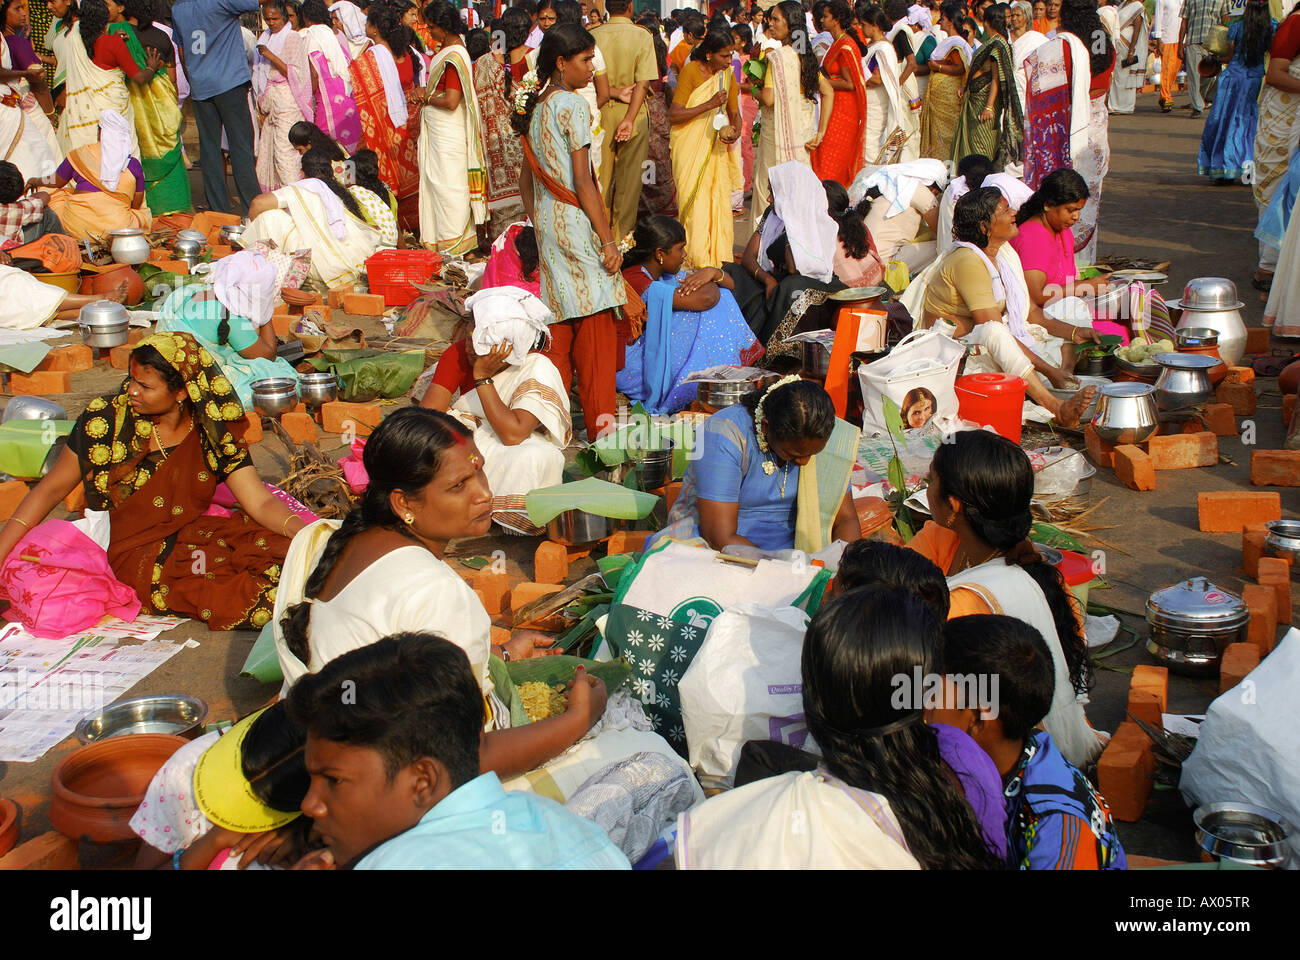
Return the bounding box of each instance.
[1090,382,1159,444]
[250,377,299,418]
[1076,351,1116,377]
[1195,802,1293,868]
[1167,276,1245,311]
[173,236,203,257]
[1153,352,1217,412]
[802,340,832,378]
[108,227,150,265]
[219,224,246,248]
[176,228,207,245]
[1174,308,1246,366]
[77,300,130,348]
[546,509,616,545]
[629,440,675,491]
[1,395,68,423]
[1176,327,1219,348]
[298,371,339,408]
[1145,576,1250,675]
[698,378,758,409]
[1263,519,1300,579]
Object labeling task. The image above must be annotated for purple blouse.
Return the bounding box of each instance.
[5,33,41,70]
[933,721,1010,859]
[57,155,146,193]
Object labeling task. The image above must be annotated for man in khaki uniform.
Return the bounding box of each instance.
[591,0,658,237]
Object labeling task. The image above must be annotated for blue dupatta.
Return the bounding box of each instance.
[642,273,679,415]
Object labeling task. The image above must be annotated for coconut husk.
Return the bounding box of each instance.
[265,418,358,519]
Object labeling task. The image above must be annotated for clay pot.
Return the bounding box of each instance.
[1280,359,1300,396]
[78,266,145,306]
[50,733,187,843]
[0,797,19,857]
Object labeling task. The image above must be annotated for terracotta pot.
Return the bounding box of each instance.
[1281,359,1300,396]
[78,266,145,306]
[0,797,19,857]
[1177,344,1227,386]
[50,734,187,843]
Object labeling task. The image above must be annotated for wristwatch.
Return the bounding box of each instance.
[474,376,494,389]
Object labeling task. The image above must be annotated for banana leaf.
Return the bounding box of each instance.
[524,476,659,527]
[597,553,635,590]
[1030,521,1083,552]
[238,623,284,684]
[306,348,424,400]
[458,556,491,570]
[556,603,609,653]
[0,420,72,478]
[505,654,633,695]
[489,655,530,727]
[574,411,696,479]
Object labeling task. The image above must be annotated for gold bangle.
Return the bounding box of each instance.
[280,515,295,536]
[10,516,30,529]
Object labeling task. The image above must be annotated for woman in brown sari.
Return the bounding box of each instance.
[0,333,306,631]
[473,6,530,234]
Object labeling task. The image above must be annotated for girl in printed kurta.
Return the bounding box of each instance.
[254,0,313,192]
[473,6,530,235]
[514,22,625,439]
[809,1,867,188]
[0,333,307,631]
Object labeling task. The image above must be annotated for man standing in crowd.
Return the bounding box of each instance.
[1179,0,1227,117]
[591,0,658,238]
[1153,0,1185,112]
[172,0,265,213]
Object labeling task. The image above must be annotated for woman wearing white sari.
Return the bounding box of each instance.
[253,0,314,192]
[330,0,369,60]
[0,28,58,180]
[1105,0,1148,114]
[244,147,381,289]
[861,6,916,164]
[1010,2,1047,116]
[419,286,570,536]
[751,1,819,223]
[417,0,486,255]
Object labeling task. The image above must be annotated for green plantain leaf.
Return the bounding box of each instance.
[883,395,906,443]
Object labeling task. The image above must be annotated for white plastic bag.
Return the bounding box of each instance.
[858,329,964,436]
[679,604,813,790]
[1179,628,1300,868]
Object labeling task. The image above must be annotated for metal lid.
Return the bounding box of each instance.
[1153,352,1220,370]
[1146,577,1249,631]
[78,300,128,325]
[1099,381,1155,398]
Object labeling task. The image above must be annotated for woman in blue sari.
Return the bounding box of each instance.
[155,249,300,409]
[617,215,764,415]
[647,377,862,554]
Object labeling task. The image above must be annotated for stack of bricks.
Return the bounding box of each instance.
[1214,366,1256,416]
[1085,423,1220,491]
[1097,664,1169,822]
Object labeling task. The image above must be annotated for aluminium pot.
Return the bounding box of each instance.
[1263,519,1300,579]
[1090,382,1159,444]
[1153,352,1216,412]
[698,378,759,409]
[108,228,150,265]
[77,300,130,349]
[546,509,618,546]
[250,377,299,418]
[1145,576,1250,675]
[298,371,339,408]
[1173,307,1247,367]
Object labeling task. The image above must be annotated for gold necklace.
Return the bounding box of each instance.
[153,415,192,462]
[779,461,791,498]
[955,543,1001,573]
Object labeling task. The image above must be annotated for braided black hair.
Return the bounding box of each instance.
[510,21,594,136]
[300,147,365,220]
[822,179,872,260]
[739,378,835,447]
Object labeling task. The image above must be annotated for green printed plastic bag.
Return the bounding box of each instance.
[307,348,424,400]
[238,622,284,684]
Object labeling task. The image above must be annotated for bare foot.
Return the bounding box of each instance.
[1055,385,1098,429]
[104,279,130,304]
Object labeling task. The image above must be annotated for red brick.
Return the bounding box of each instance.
[1284,394,1296,427]
[1242,522,1269,579]
[302,304,331,327]
[108,344,132,369]
[1243,584,1278,655]
[342,292,385,316]
[1202,402,1236,437]
[271,314,293,337]
[1215,381,1256,415]
[1224,365,1255,385]
[0,830,78,870]
[321,400,382,437]
[8,370,70,395]
[127,328,146,345]
[208,244,233,259]
[534,541,569,585]
[472,569,509,615]
[607,530,651,555]
[1127,689,1162,729]
[489,626,510,648]
[1098,722,1155,822]
[36,344,93,373]
[510,581,563,612]
[1250,449,1300,487]
[1084,423,1116,468]
[280,411,319,445]
[1148,432,1218,470]
[326,285,354,309]
[1130,664,1168,711]
[62,483,86,513]
[1220,642,1261,693]
[1198,491,1282,532]
[664,480,682,515]
[1244,326,1271,355]
[1258,557,1293,626]
[237,413,263,445]
[0,479,27,520]
[1113,444,1155,490]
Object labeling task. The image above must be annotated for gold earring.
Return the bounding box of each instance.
[404,515,414,524]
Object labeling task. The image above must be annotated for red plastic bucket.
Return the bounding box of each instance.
[955,373,1027,443]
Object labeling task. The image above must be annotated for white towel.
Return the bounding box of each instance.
[758,161,839,284]
[465,286,555,365]
[367,43,408,127]
[859,158,949,218]
[97,111,133,192]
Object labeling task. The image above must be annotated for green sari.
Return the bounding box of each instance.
[950,34,1024,171]
[794,418,860,554]
[108,22,190,215]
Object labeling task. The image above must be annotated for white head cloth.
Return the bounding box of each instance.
[211,250,281,329]
[465,286,555,365]
[97,110,133,192]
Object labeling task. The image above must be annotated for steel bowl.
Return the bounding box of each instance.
[1046,374,1108,423]
[546,509,617,545]
[298,371,338,408]
[1087,280,1130,320]
[1090,382,1159,444]
[1114,354,1162,381]
[74,694,208,744]
[2,395,68,423]
[250,377,299,418]
[1167,276,1245,311]
[1076,351,1116,378]
[802,340,832,378]
[1194,802,1293,867]
[77,300,130,348]
[1145,576,1250,675]
[1263,519,1300,579]
[108,227,150,265]
[1174,308,1246,366]
[827,285,887,303]
[1177,327,1219,348]
[698,378,759,409]
[219,224,246,248]
[628,439,675,491]
[1153,352,1217,412]
[176,228,207,245]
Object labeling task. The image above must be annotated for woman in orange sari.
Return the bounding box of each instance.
[0,333,306,631]
[809,0,867,187]
[349,1,422,231]
[45,109,151,239]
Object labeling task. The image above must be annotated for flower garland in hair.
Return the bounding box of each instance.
[616,231,635,254]
[753,374,802,475]
[514,71,540,114]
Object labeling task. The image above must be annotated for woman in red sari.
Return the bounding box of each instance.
[349,2,422,231]
[473,6,531,234]
[809,0,868,187]
[0,333,306,631]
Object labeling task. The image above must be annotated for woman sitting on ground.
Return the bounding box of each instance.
[155,249,301,409]
[676,585,1005,869]
[824,179,884,288]
[907,427,1106,769]
[44,109,150,239]
[287,119,346,160]
[647,377,860,554]
[919,186,1097,426]
[244,146,381,289]
[419,287,569,535]
[618,215,763,415]
[273,406,608,778]
[934,614,1127,869]
[346,147,399,247]
[0,333,305,630]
